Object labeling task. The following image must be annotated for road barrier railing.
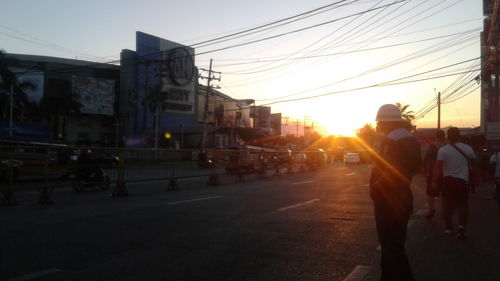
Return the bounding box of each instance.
[0,146,330,206]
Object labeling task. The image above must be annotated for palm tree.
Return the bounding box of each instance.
[356,123,379,147]
[395,102,415,131]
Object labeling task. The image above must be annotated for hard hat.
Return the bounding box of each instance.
[376,104,401,122]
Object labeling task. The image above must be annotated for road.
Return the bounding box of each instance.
[1,163,499,281]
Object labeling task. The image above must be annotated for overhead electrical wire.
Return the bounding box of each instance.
[219,67,480,113]
[222,0,414,77]
[221,0,393,75]
[190,0,358,47]
[208,17,481,63]
[0,25,111,61]
[195,1,407,57]
[194,0,363,49]
[13,0,406,77]
[221,0,465,88]
[215,29,478,69]
[413,58,480,120]
[252,34,478,103]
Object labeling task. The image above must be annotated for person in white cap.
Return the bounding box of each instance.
[370,104,421,281]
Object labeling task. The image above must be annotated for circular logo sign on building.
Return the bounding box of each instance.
[168,47,194,86]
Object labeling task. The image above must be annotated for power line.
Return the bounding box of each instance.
[190,0,358,47]
[257,69,480,107]
[0,25,109,61]
[195,1,408,56]
[222,0,470,88]
[10,1,406,78]
[215,29,479,69]
[193,0,363,49]
[220,0,394,75]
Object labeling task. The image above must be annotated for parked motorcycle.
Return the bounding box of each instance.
[72,167,110,192]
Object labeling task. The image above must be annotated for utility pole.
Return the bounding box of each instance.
[296,119,299,137]
[437,91,441,129]
[199,59,221,149]
[9,83,13,137]
[281,116,289,135]
[115,117,123,148]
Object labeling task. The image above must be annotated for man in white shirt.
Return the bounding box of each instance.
[433,127,476,240]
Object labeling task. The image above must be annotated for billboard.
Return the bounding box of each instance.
[137,32,196,115]
[253,106,272,129]
[271,113,282,136]
[159,42,195,114]
[72,76,115,115]
[10,68,44,104]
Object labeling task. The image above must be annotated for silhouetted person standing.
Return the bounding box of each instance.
[370,104,421,281]
[490,147,500,215]
[423,129,446,219]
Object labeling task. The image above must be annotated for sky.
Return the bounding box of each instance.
[0,0,483,136]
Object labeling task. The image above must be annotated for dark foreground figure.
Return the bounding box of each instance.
[370,104,421,281]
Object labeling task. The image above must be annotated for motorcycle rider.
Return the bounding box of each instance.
[77,149,103,180]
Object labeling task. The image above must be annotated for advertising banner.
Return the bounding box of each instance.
[72,76,115,115]
[159,41,196,114]
[10,67,44,104]
[253,106,271,129]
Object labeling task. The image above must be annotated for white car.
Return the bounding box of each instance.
[294,153,307,163]
[344,152,360,164]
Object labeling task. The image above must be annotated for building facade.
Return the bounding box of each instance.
[2,32,282,148]
[1,54,120,146]
[482,0,500,142]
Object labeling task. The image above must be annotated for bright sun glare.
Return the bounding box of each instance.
[306,94,379,137]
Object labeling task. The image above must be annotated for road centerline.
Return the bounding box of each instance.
[343,265,371,281]
[291,180,315,185]
[165,196,223,206]
[7,268,62,281]
[277,199,320,211]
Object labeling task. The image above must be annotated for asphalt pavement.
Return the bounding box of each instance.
[1,163,499,281]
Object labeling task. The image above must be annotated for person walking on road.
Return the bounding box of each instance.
[489,146,500,216]
[433,127,477,240]
[423,129,446,220]
[370,104,421,281]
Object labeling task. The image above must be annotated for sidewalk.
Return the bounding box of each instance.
[409,177,500,281]
[364,175,500,281]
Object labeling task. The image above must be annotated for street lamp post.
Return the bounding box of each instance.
[154,102,161,160]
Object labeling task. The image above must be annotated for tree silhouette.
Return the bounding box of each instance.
[395,102,415,131]
[0,50,36,122]
[356,123,379,147]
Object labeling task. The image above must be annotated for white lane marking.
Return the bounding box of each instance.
[165,196,223,206]
[277,199,320,211]
[7,268,61,281]
[343,265,371,281]
[346,172,356,176]
[129,177,204,185]
[291,180,315,185]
